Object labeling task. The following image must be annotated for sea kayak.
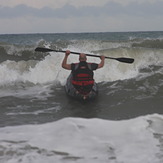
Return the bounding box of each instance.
[65,73,98,100]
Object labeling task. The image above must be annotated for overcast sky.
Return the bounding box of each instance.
[0,0,163,34]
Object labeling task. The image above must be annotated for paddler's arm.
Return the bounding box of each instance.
[62,50,71,70]
[97,55,105,69]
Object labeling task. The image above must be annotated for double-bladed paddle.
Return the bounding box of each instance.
[35,47,134,64]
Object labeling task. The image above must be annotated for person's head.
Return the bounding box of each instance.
[79,53,87,62]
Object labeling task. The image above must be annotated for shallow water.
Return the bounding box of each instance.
[0,31,163,162]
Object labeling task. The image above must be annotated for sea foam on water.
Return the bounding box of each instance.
[0,114,162,163]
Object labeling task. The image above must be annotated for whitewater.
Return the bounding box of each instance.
[0,31,163,163]
[0,114,163,163]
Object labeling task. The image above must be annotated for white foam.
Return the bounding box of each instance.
[0,46,163,86]
[0,114,162,163]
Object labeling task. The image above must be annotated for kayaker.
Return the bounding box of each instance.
[62,50,105,99]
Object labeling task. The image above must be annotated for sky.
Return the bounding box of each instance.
[0,0,163,34]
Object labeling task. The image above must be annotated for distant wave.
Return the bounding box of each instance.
[0,37,163,85]
[132,39,163,49]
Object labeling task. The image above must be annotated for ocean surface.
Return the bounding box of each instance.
[0,31,163,163]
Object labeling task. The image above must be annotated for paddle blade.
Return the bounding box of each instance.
[116,57,134,64]
[35,47,55,52]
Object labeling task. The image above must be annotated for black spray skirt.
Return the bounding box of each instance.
[65,73,98,101]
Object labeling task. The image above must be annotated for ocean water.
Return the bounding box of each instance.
[0,31,163,163]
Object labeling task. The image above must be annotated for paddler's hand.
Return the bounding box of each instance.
[100,55,105,60]
[98,55,105,69]
[65,50,70,57]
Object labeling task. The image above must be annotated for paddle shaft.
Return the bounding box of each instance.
[35,47,134,64]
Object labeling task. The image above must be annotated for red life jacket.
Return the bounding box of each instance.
[71,61,94,95]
